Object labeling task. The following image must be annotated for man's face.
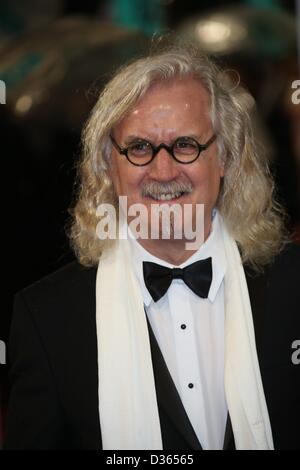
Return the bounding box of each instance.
[109,77,225,242]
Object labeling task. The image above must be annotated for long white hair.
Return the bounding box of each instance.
[68,45,287,270]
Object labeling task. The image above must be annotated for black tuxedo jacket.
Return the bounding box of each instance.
[4,245,300,450]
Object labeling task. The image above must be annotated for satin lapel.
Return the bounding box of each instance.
[223,266,268,451]
[143,268,267,451]
[244,265,268,359]
[223,414,235,450]
[146,317,202,450]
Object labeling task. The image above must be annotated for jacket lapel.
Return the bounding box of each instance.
[244,266,268,360]
[223,414,235,450]
[147,318,202,450]
[221,266,268,451]
[148,319,237,451]
[91,263,267,450]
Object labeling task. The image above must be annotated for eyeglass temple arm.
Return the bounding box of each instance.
[203,135,217,149]
[110,135,123,153]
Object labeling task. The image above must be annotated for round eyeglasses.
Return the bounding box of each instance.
[110,134,216,166]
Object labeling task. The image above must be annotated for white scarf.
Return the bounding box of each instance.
[96,218,274,450]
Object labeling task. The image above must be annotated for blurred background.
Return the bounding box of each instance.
[0,0,299,447]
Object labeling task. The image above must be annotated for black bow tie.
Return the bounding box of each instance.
[143,257,212,302]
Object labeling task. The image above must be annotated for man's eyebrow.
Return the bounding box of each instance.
[123,133,208,145]
[124,135,149,145]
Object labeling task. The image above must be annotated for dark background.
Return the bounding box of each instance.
[0,0,299,447]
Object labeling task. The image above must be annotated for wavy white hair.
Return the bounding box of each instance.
[68,45,288,270]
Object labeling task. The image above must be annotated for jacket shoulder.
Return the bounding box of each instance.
[7,262,101,449]
[270,242,300,266]
[21,260,97,290]
[246,243,300,280]
[14,261,98,320]
[266,243,300,289]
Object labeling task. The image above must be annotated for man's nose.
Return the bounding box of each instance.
[147,148,180,181]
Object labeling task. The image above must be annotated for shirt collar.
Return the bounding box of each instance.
[128,210,227,307]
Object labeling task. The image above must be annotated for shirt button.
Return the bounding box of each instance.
[188,383,194,389]
[181,324,186,330]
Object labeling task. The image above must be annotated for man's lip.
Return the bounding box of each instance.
[143,193,189,204]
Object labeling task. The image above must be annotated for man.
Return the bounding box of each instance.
[4,46,300,450]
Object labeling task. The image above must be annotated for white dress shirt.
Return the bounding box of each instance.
[128,212,228,450]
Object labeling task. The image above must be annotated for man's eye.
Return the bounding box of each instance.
[175,139,198,153]
[129,142,151,155]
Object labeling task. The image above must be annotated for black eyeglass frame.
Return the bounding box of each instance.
[110,134,217,166]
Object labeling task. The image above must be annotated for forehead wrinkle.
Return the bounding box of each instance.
[123,131,210,146]
[116,78,213,144]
